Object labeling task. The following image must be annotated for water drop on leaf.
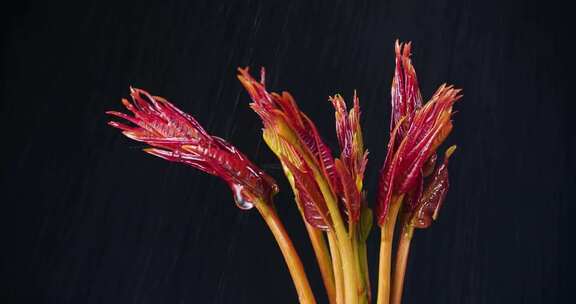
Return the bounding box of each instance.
[231,183,254,210]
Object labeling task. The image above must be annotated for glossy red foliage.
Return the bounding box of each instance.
[331,93,368,223]
[238,68,342,229]
[376,118,404,223]
[237,68,342,191]
[335,158,362,222]
[410,146,456,228]
[284,157,333,230]
[107,88,278,209]
[393,85,461,193]
[238,67,371,227]
[377,42,462,226]
[391,41,423,138]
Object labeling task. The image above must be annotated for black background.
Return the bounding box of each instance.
[1,0,574,303]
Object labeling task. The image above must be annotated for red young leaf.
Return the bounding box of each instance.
[391,40,423,137]
[331,94,353,164]
[302,113,341,196]
[377,41,462,225]
[283,158,333,230]
[394,85,460,193]
[107,88,278,210]
[403,171,423,211]
[238,67,321,159]
[411,146,456,228]
[376,117,404,225]
[335,158,361,223]
[330,93,368,224]
[239,67,342,194]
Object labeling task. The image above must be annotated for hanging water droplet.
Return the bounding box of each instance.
[231,183,254,210]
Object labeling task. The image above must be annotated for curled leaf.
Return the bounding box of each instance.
[411,145,456,228]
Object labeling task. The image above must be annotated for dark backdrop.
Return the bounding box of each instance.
[1,0,574,303]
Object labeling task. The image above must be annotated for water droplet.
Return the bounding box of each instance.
[232,183,254,210]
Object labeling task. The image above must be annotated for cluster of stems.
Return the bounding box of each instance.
[256,192,416,304]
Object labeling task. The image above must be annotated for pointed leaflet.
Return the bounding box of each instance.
[262,128,304,169]
[238,67,343,197]
[411,146,456,228]
[394,85,461,193]
[273,91,305,130]
[144,147,218,176]
[400,42,423,115]
[349,92,368,190]
[262,126,333,230]
[263,128,334,229]
[106,89,211,150]
[331,92,367,188]
[391,40,423,137]
[283,157,333,230]
[376,117,405,225]
[331,94,353,164]
[134,88,211,141]
[237,67,277,129]
[238,67,321,162]
[391,41,406,131]
[399,84,460,158]
[302,113,341,196]
[331,92,367,224]
[335,158,361,222]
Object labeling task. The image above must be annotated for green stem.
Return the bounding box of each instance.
[328,231,344,304]
[376,195,404,304]
[255,201,317,304]
[327,201,358,304]
[358,241,371,302]
[297,146,357,304]
[306,165,358,304]
[284,167,335,303]
[350,223,368,304]
[390,224,414,304]
[303,222,337,304]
